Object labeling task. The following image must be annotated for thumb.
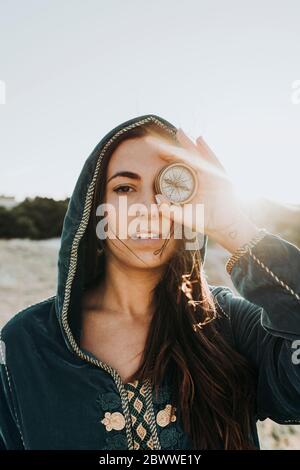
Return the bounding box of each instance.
[155,193,184,227]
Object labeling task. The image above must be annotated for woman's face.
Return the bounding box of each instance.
[101,135,182,270]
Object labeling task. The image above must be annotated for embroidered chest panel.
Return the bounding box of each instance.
[97,379,189,450]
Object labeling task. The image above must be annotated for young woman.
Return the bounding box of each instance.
[1,114,300,450]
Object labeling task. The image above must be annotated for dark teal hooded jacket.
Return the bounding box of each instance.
[1,114,300,450]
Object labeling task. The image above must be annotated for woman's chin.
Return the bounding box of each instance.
[127,240,177,267]
[129,237,164,247]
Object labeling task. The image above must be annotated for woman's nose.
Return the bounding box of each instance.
[136,190,160,220]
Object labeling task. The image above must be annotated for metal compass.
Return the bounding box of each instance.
[155,162,198,204]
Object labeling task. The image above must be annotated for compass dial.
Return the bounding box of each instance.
[155,163,198,204]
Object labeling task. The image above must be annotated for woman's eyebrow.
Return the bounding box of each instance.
[106,171,142,184]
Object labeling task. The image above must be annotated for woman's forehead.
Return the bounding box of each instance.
[107,136,165,174]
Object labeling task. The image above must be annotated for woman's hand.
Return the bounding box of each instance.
[149,128,260,253]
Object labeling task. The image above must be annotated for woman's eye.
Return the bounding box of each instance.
[113,185,134,193]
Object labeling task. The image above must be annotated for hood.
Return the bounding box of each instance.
[55,113,208,353]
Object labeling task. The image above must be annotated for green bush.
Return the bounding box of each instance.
[0,197,69,239]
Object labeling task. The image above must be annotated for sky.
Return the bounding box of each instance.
[0,0,300,204]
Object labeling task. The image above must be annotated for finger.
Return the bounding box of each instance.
[147,135,197,167]
[176,129,222,174]
[176,128,198,153]
[155,193,184,228]
[195,136,227,174]
[155,193,201,234]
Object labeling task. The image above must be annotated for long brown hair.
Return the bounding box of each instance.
[84,122,257,450]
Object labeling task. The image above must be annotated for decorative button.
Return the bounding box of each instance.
[156,404,177,427]
[101,411,126,431]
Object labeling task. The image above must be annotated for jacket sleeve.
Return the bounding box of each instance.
[0,332,25,449]
[215,230,300,424]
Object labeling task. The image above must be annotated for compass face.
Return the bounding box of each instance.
[155,163,198,204]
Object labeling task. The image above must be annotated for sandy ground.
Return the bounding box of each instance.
[0,238,299,449]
